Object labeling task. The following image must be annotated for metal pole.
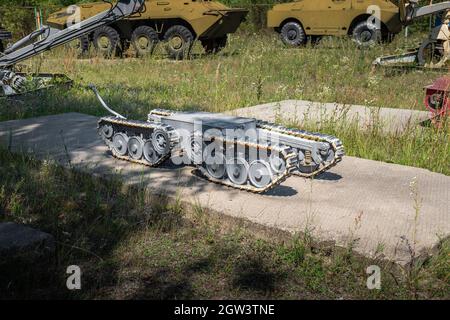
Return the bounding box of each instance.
[429,0,434,31]
[34,7,38,30]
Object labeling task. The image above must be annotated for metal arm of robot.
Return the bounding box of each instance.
[0,0,144,69]
[400,0,450,24]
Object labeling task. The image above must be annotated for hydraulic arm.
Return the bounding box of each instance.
[0,0,145,97]
[374,0,450,68]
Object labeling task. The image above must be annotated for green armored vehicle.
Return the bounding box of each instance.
[267,0,402,46]
[47,0,248,59]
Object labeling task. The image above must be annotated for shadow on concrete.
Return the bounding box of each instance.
[0,111,305,201]
[314,172,343,181]
[264,185,298,197]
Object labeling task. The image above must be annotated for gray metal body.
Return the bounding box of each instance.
[0,0,145,96]
[93,87,344,193]
[401,0,450,23]
[148,110,334,168]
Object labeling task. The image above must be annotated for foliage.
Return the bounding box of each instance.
[0,148,448,299]
[0,0,442,36]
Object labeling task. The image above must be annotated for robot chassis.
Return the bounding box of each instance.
[90,86,345,194]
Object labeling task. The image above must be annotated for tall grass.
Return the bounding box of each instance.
[1,33,448,175]
[286,111,450,175]
[2,32,441,117]
[0,148,448,299]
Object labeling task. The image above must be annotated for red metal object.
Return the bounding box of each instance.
[424,76,450,126]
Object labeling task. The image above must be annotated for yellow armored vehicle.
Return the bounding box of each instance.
[267,0,402,46]
[47,0,248,59]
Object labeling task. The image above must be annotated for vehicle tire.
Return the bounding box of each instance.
[79,34,90,54]
[309,35,322,46]
[65,34,90,57]
[131,25,159,57]
[164,25,194,60]
[280,21,306,47]
[73,34,90,57]
[0,40,4,53]
[92,25,122,58]
[201,36,228,54]
[352,21,381,47]
[418,39,447,68]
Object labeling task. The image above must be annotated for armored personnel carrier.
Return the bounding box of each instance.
[267,0,402,47]
[91,86,344,193]
[47,0,248,59]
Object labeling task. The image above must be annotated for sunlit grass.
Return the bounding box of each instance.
[2,31,442,119]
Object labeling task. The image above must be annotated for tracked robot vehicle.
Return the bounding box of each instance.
[90,86,344,193]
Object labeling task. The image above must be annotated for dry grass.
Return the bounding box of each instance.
[1,32,448,174]
[0,149,448,299]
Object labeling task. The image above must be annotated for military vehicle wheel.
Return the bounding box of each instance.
[143,141,160,165]
[93,26,122,58]
[186,133,204,163]
[152,128,171,155]
[205,152,226,179]
[164,25,194,60]
[269,153,286,174]
[79,35,90,55]
[67,35,89,57]
[280,22,306,47]
[201,36,228,54]
[249,160,272,188]
[226,157,249,185]
[100,124,114,139]
[112,133,129,156]
[128,136,144,160]
[352,21,380,47]
[0,40,4,53]
[132,25,159,57]
[418,40,447,68]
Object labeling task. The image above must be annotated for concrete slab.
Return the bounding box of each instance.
[0,113,448,264]
[230,100,430,133]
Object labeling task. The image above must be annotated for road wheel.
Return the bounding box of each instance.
[68,34,90,57]
[93,26,121,58]
[201,36,228,54]
[280,21,306,47]
[418,39,447,68]
[132,25,159,57]
[164,25,194,60]
[352,21,380,47]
